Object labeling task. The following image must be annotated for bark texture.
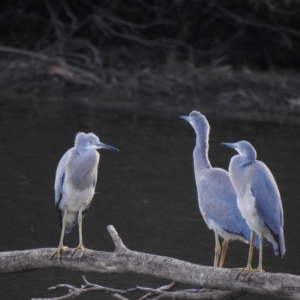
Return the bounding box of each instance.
[0,226,299,299]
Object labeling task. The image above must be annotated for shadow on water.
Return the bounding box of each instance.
[0,98,299,299]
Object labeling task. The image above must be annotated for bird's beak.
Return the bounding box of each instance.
[95,142,119,151]
[221,142,237,149]
[180,116,191,123]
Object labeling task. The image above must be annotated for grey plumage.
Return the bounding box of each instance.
[222,140,285,273]
[181,111,257,268]
[49,132,119,260]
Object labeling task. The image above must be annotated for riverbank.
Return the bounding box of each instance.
[0,56,300,125]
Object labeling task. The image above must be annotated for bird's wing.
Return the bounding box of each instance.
[93,172,97,188]
[197,168,246,235]
[249,161,283,234]
[54,149,71,205]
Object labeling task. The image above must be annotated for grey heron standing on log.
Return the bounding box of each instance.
[49,132,119,260]
[222,140,285,274]
[181,111,258,267]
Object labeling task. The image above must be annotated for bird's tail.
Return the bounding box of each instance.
[273,228,286,257]
[65,227,73,234]
[279,232,286,257]
[58,217,73,234]
[253,234,260,249]
[64,219,77,234]
[58,211,77,234]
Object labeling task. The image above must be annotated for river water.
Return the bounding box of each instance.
[0,98,298,299]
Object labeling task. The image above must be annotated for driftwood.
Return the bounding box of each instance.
[1,225,300,300]
[32,276,245,300]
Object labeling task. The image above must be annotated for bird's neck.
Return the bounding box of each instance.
[69,150,100,190]
[193,138,211,175]
[243,148,256,164]
[76,147,90,155]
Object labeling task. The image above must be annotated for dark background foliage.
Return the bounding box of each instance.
[2,0,300,69]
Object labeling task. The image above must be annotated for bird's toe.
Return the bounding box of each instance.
[233,266,253,280]
[245,268,265,279]
[70,244,85,257]
[233,266,264,280]
[48,245,69,261]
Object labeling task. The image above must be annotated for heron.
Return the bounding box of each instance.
[49,132,119,260]
[222,140,285,274]
[180,111,259,268]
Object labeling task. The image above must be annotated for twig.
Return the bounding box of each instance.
[138,281,178,300]
[217,2,300,40]
[61,0,78,35]
[32,276,245,300]
[0,46,50,61]
[83,0,178,29]
[107,225,128,252]
[44,0,65,41]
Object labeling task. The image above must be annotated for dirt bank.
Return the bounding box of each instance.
[0,56,300,125]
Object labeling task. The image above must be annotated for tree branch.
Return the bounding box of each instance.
[138,281,178,300]
[32,276,245,300]
[1,225,300,299]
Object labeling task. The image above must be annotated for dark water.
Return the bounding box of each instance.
[0,100,299,299]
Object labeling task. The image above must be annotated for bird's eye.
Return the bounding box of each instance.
[89,140,93,144]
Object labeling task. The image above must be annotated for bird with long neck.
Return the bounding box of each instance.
[181,111,258,268]
[222,140,285,275]
[49,132,119,261]
[192,113,212,177]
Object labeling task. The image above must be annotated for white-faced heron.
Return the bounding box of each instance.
[49,132,119,260]
[181,111,258,268]
[222,140,285,274]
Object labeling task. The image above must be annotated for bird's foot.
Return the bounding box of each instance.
[233,266,252,280]
[233,266,264,280]
[48,245,69,260]
[243,268,265,279]
[70,244,85,257]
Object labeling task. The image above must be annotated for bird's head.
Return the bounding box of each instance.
[180,110,210,135]
[75,132,119,153]
[221,140,256,161]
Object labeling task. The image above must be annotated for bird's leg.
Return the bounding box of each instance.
[245,230,255,270]
[214,233,221,267]
[71,206,85,257]
[256,232,264,272]
[234,230,255,278]
[218,239,229,268]
[48,208,69,260]
[245,232,265,278]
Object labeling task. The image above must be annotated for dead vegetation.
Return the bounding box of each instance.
[1,0,300,121]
